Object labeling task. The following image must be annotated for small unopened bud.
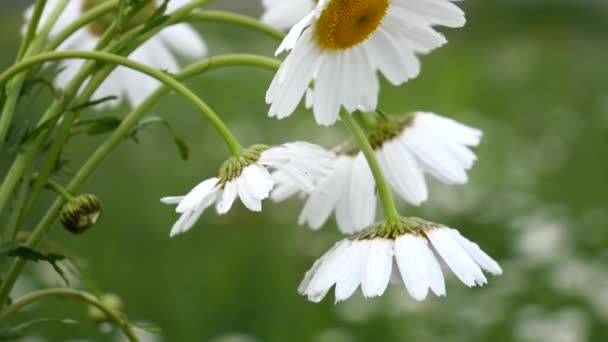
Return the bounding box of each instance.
[88,293,123,324]
[59,194,102,234]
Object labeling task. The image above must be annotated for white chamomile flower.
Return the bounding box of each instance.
[299,219,502,303]
[261,0,316,31]
[162,143,333,237]
[371,112,482,206]
[23,0,207,109]
[266,0,465,125]
[272,148,376,234]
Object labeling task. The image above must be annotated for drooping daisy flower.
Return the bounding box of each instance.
[23,0,207,109]
[162,143,333,237]
[370,112,482,206]
[261,0,316,31]
[266,0,465,125]
[272,147,376,234]
[299,218,502,303]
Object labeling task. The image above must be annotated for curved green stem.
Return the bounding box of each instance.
[0,54,280,306]
[0,288,138,341]
[181,11,285,41]
[0,50,242,155]
[45,179,74,202]
[340,111,400,222]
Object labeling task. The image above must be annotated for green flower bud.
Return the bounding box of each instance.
[59,194,102,234]
[87,293,123,323]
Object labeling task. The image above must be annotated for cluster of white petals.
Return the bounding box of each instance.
[272,152,376,234]
[376,112,482,206]
[162,142,333,237]
[23,0,207,109]
[265,0,466,125]
[299,226,502,303]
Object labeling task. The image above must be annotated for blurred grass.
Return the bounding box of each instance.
[1,1,608,341]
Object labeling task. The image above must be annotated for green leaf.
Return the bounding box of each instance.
[0,318,77,340]
[129,116,189,161]
[0,242,69,285]
[72,116,123,136]
[21,77,64,100]
[19,114,61,147]
[67,95,118,112]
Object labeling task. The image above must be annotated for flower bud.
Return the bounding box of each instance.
[59,194,102,234]
[87,293,123,323]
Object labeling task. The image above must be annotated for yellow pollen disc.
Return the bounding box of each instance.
[316,0,389,50]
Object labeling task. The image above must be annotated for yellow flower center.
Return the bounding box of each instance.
[316,0,389,50]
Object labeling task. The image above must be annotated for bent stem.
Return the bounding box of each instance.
[0,288,138,342]
[0,54,280,306]
[0,50,243,155]
[182,11,285,41]
[340,111,400,222]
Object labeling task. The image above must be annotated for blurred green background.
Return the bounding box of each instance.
[1,0,608,341]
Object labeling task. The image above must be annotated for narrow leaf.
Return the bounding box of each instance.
[0,243,69,285]
[129,116,189,160]
[0,318,77,340]
[68,96,118,112]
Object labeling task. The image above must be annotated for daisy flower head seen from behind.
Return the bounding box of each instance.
[261,0,317,30]
[370,111,482,206]
[299,218,502,303]
[271,146,377,234]
[266,0,466,126]
[162,143,334,237]
[22,0,207,109]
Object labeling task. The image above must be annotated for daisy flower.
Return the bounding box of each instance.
[23,0,207,109]
[162,143,333,237]
[299,219,502,303]
[371,112,482,206]
[272,148,376,234]
[261,0,316,31]
[266,0,466,125]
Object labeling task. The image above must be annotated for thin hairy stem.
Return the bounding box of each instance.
[0,288,138,341]
[340,111,400,222]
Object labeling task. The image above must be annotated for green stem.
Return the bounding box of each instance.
[0,0,69,156]
[181,11,285,41]
[0,51,243,155]
[45,178,74,202]
[340,111,400,222]
[0,288,138,342]
[17,0,48,60]
[2,163,34,242]
[0,54,281,307]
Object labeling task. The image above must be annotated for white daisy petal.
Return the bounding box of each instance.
[361,239,393,297]
[426,228,487,287]
[335,241,370,302]
[216,181,238,214]
[448,228,503,275]
[395,234,433,301]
